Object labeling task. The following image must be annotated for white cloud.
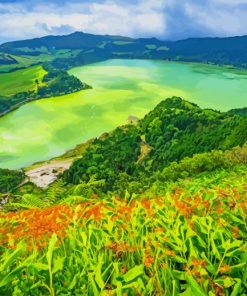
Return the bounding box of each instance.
[0,0,168,42]
[184,1,247,37]
[1,0,247,43]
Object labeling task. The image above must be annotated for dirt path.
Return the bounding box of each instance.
[26,159,72,188]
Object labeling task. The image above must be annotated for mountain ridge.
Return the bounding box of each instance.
[3,31,247,48]
[2,31,247,72]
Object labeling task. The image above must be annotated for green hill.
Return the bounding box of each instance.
[0,63,90,116]
[3,32,247,72]
[1,97,247,295]
[63,97,247,195]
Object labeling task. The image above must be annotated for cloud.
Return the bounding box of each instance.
[0,0,247,44]
[183,0,247,37]
[0,0,168,43]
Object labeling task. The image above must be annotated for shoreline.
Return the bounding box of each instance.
[1,59,246,119]
[0,86,91,118]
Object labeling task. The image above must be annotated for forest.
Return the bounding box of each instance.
[63,97,247,195]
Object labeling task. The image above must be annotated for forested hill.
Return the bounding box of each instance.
[63,97,247,195]
[2,32,247,71]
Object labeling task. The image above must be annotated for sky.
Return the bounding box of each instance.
[0,0,247,44]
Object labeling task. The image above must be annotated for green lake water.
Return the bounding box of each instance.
[0,59,247,169]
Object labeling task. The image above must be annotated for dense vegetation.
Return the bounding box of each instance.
[0,165,246,295]
[0,64,89,115]
[0,169,24,193]
[0,96,246,295]
[2,32,247,71]
[63,97,247,195]
[228,107,247,117]
[36,63,91,98]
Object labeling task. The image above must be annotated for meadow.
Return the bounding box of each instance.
[0,65,46,96]
[0,167,246,295]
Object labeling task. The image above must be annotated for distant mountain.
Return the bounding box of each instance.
[2,32,247,71]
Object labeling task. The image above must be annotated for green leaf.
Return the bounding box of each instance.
[94,255,105,290]
[201,252,217,275]
[223,277,234,288]
[0,242,25,272]
[116,280,123,296]
[52,256,64,274]
[230,278,242,296]
[185,275,207,296]
[118,264,144,283]
[230,262,246,272]
[68,274,79,291]
[89,273,100,296]
[0,253,36,287]
[222,239,242,252]
[32,262,49,271]
[210,237,221,260]
[46,233,57,269]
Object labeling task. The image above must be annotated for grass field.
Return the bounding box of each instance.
[0,65,47,96]
[0,167,246,295]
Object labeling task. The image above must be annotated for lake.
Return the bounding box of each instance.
[0,59,247,169]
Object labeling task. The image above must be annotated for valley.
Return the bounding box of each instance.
[0,30,247,296]
[1,59,247,169]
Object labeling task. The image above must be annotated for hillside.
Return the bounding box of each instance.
[1,162,246,295]
[1,97,247,295]
[2,32,247,72]
[0,63,90,115]
[63,97,247,195]
[2,97,246,197]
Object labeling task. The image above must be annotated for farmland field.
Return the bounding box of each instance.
[0,65,47,96]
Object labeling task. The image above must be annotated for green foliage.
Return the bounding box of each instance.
[0,168,24,193]
[160,144,247,182]
[63,97,247,195]
[64,126,141,192]
[139,97,247,171]
[0,167,247,295]
[0,64,89,115]
[37,64,90,98]
[228,107,247,117]
[5,180,66,211]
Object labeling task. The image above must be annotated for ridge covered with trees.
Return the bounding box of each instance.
[63,97,247,195]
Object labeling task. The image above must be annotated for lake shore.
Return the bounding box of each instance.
[1,59,247,170]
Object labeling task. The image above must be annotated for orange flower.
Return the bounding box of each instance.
[216,207,224,214]
[192,259,206,268]
[231,226,240,238]
[144,255,155,267]
[164,248,176,257]
[141,197,151,210]
[219,264,231,274]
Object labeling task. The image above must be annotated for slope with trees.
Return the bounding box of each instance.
[63,97,247,195]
